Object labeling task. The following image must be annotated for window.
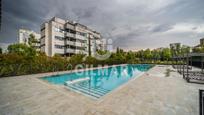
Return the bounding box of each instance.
[76,31,87,37]
[76,39,86,43]
[55,45,64,49]
[55,27,60,32]
[55,36,64,41]
[67,37,86,43]
[55,27,64,33]
[67,45,85,51]
[65,28,76,34]
[41,35,45,39]
[41,27,45,31]
[40,44,45,47]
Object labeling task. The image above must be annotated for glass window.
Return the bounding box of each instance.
[55,45,64,49]
[55,27,64,33]
[55,36,64,41]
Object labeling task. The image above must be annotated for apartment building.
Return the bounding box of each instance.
[18,29,41,50]
[40,17,103,57]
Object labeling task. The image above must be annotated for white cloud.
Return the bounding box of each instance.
[167,23,204,34]
[115,0,177,11]
[1,0,204,50]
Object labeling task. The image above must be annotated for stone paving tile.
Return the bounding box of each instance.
[0,65,203,115]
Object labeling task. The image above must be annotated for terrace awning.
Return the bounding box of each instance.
[172,52,204,83]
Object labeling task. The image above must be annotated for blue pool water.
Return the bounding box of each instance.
[41,64,153,98]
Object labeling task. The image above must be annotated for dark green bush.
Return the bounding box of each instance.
[0,45,179,77]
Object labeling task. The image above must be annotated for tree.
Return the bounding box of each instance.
[0,47,2,54]
[84,56,98,66]
[143,49,152,61]
[7,43,36,57]
[152,50,161,62]
[170,43,181,57]
[126,51,139,64]
[28,34,38,47]
[181,45,190,55]
[97,50,109,55]
[116,47,124,54]
[126,51,134,60]
[135,50,144,61]
[161,48,171,61]
[116,47,120,54]
[192,45,204,53]
[0,53,25,76]
[69,54,85,67]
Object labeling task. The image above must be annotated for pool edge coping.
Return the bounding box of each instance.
[34,64,155,102]
[96,64,156,103]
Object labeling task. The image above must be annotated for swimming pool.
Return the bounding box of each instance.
[41,64,153,99]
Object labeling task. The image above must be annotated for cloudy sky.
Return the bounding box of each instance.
[1,0,204,51]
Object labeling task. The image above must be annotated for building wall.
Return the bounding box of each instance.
[41,17,103,57]
[18,29,41,51]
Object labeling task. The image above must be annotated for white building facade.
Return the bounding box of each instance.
[40,17,103,57]
[18,29,41,50]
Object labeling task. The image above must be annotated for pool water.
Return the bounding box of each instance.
[41,64,153,99]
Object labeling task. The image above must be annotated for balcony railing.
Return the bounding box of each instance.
[75,34,86,41]
[65,48,87,54]
[75,49,85,54]
[65,23,75,30]
[54,48,65,54]
[65,32,75,38]
[66,40,87,47]
[66,41,75,46]
[66,48,75,53]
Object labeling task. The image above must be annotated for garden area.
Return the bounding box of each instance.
[0,43,203,77]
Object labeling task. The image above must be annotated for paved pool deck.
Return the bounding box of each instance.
[0,65,203,115]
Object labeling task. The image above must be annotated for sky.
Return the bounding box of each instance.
[1,0,204,51]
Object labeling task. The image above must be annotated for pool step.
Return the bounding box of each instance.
[79,82,110,92]
[66,84,101,98]
[65,82,110,99]
[77,85,108,95]
[72,84,106,96]
[74,83,109,95]
[77,83,110,94]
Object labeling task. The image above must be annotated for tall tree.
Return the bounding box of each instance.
[162,48,171,61]
[181,45,190,55]
[152,50,161,62]
[116,47,120,54]
[170,43,181,57]
[28,34,37,47]
[144,49,152,60]
[0,47,2,54]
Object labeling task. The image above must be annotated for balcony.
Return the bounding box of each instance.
[65,47,86,54]
[66,40,87,47]
[54,48,65,54]
[95,39,102,44]
[54,40,64,45]
[75,34,86,41]
[75,42,86,47]
[75,49,85,54]
[65,23,75,30]
[66,48,75,53]
[65,32,75,38]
